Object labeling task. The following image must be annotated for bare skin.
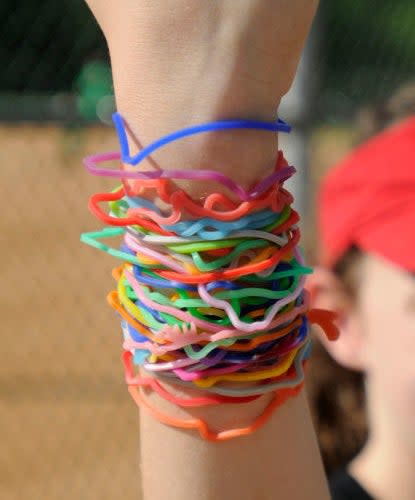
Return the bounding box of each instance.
[86,0,319,198]
[312,253,415,500]
[84,2,329,499]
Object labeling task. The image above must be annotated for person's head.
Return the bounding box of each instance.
[309,113,415,469]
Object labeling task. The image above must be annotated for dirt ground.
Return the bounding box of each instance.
[0,124,354,500]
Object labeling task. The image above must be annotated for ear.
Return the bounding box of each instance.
[306,266,366,372]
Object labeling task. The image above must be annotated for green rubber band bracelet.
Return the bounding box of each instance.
[165,237,248,254]
[175,287,263,306]
[262,205,291,231]
[118,278,163,330]
[145,289,240,326]
[240,265,312,283]
[191,239,270,271]
[149,292,293,329]
[80,227,143,265]
[183,320,300,360]
[148,286,295,319]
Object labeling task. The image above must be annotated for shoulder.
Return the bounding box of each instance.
[329,468,374,500]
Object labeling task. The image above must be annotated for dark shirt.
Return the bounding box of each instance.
[329,468,374,500]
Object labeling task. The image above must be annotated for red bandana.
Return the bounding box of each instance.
[318,116,415,271]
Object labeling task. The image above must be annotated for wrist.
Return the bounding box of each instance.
[136,371,277,433]
[114,102,282,200]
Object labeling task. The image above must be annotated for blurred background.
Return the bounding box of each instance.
[1,1,415,498]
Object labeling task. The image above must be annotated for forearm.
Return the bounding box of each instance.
[139,383,329,500]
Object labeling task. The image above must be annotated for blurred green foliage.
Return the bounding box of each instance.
[320,0,415,117]
[0,0,106,92]
[0,0,414,120]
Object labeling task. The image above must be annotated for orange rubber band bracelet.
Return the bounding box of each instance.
[88,187,174,236]
[306,308,340,341]
[127,362,307,441]
[107,290,168,345]
[126,181,290,226]
[122,151,292,221]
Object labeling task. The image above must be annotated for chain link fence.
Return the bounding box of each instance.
[2,1,414,499]
[0,0,111,122]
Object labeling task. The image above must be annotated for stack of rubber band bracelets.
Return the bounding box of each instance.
[81,112,338,441]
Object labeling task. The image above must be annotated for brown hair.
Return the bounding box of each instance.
[356,80,415,143]
[306,246,368,475]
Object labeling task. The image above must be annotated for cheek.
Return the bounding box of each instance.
[389,329,415,419]
[361,291,415,363]
[363,310,397,366]
[364,307,415,421]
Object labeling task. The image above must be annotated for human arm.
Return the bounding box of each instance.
[83,2,329,499]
